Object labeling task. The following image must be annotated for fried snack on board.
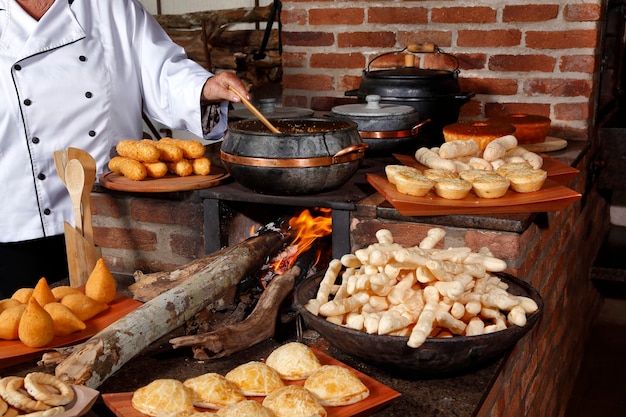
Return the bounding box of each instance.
[225,361,284,396]
[109,156,147,181]
[143,161,168,179]
[262,385,326,417]
[142,139,183,162]
[24,372,74,407]
[132,379,194,417]
[0,305,26,340]
[159,137,206,159]
[85,258,117,304]
[11,287,33,304]
[51,286,83,301]
[0,298,22,314]
[265,342,322,381]
[116,139,160,162]
[303,365,370,406]
[43,302,86,336]
[18,298,55,348]
[216,400,276,417]
[60,293,108,321]
[167,159,193,177]
[0,376,50,412]
[32,277,56,307]
[191,157,211,175]
[182,373,245,409]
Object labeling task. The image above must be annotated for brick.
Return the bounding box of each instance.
[338,31,396,48]
[95,227,157,251]
[463,230,520,260]
[554,102,591,120]
[130,199,203,229]
[564,3,602,21]
[455,53,488,70]
[457,30,522,47]
[170,232,204,258]
[310,53,365,69]
[503,5,559,22]
[368,53,409,70]
[489,54,556,72]
[458,100,482,118]
[281,52,307,68]
[431,7,496,23]
[397,31,452,49]
[526,30,598,49]
[309,8,364,25]
[559,55,596,73]
[281,9,306,25]
[484,102,551,118]
[91,193,124,218]
[282,31,335,47]
[523,78,593,98]
[368,7,428,24]
[283,94,309,108]
[338,74,363,93]
[282,73,335,91]
[460,77,518,95]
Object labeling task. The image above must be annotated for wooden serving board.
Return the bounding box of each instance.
[102,349,401,417]
[0,294,142,368]
[58,385,101,417]
[520,137,568,153]
[392,153,579,184]
[99,167,230,193]
[367,173,581,216]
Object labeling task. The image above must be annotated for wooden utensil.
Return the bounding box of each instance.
[228,85,282,134]
[53,150,68,185]
[68,148,97,245]
[65,159,85,235]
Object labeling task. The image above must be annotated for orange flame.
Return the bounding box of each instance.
[270,208,332,274]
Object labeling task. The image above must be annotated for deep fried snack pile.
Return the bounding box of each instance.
[110,138,211,181]
[0,258,117,348]
[0,372,74,417]
[305,228,539,348]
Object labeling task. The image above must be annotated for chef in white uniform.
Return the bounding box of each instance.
[0,0,249,297]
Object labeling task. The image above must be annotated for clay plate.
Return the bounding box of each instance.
[101,349,400,417]
[99,167,230,193]
[0,294,142,368]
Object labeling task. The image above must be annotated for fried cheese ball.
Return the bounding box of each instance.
[159,137,205,159]
[109,156,147,181]
[167,159,193,177]
[142,139,184,162]
[143,161,168,179]
[116,139,160,162]
[191,157,211,175]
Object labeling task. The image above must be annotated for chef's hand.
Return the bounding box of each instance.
[201,72,250,103]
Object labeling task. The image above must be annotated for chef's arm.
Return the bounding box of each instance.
[201,71,250,104]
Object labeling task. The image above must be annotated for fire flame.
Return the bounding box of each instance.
[270,208,332,274]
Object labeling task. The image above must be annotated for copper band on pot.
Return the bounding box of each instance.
[358,119,431,139]
[220,144,366,168]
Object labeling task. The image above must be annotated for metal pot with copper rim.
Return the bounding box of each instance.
[221,118,367,195]
[330,95,430,152]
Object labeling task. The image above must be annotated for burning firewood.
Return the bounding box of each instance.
[51,232,285,389]
[169,265,300,359]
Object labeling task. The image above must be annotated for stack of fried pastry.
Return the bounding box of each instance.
[0,258,116,347]
[109,137,211,181]
[0,372,75,417]
[131,342,370,417]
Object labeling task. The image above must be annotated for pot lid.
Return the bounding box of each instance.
[365,67,456,79]
[331,95,416,117]
[229,98,314,120]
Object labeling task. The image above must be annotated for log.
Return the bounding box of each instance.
[169,266,300,360]
[53,232,285,389]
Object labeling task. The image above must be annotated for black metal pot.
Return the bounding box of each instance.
[221,118,367,195]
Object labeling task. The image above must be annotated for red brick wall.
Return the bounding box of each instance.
[280,0,603,140]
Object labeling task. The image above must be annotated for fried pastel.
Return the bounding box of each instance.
[265,342,322,381]
[303,365,370,407]
[18,298,55,348]
[183,373,245,410]
[225,361,284,396]
[131,379,194,417]
[262,385,326,417]
[216,400,277,417]
[85,258,117,304]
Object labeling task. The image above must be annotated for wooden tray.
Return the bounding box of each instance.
[101,349,401,417]
[99,167,230,193]
[58,385,101,417]
[392,153,579,184]
[0,294,142,368]
[520,136,568,153]
[367,173,581,216]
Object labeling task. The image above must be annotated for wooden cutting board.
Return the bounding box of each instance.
[102,349,401,417]
[99,167,230,193]
[520,137,568,153]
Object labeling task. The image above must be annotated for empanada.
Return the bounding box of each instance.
[216,400,276,417]
[131,379,194,417]
[225,361,284,396]
[262,385,326,417]
[265,342,322,381]
[303,365,370,406]
[183,373,245,409]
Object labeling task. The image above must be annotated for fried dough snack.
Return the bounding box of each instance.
[116,139,160,162]
[167,159,193,177]
[143,161,168,179]
[18,298,55,348]
[109,156,147,181]
[142,139,184,162]
[191,157,211,175]
[85,258,117,304]
[159,137,206,159]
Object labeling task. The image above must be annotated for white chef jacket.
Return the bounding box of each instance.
[0,0,228,243]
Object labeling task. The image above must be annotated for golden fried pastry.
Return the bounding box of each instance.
[24,372,74,407]
[459,169,495,182]
[183,373,245,409]
[131,379,194,417]
[43,302,86,336]
[433,178,472,200]
[2,406,19,417]
[265,342,322,381]
[109,156,147,181]
[0,398,8,417]
[60,293,108,321]
[502,168,547,193]
[191,157,211,175]
[423,169,459,180]
[143,161,168,179]
[0,298,22,314]
[143,139,183,162]
[167,159,193,177]
[116,139,160,162]
[85,258,117,304]
[0,304,26,340]
[18,298,55,348]
[262,385,326,417]
[393,170,435,197]
[50,286,83,301]
[495,161,532,177]
[225,361,284,396]
[0,376,50,412]
[216,400,277,417]
[304,365,370,407]
[470,174,510,199]
[32,277,56,307]
[11,287,33,304]
[384,165,422,185]
[160,138,205,159]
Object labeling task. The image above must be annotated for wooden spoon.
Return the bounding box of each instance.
[53,150,68,185]
[65,159,85,235]
[68,148,97,245]
[228,85,282,134]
